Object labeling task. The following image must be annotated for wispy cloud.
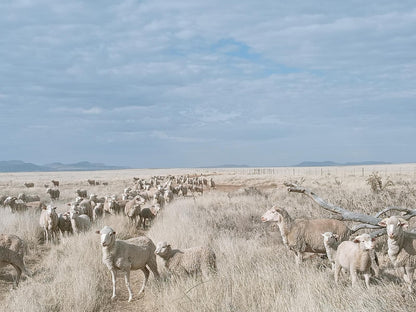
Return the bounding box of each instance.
[0,0,415,166]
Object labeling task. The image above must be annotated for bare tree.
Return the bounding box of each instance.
[283,182,416,238]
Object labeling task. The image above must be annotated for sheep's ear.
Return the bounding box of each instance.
[353,237,360,243]
[333,234,339,240]
[95,230,101,234]
[321,233,325,237]
[398,219,408,228]
[378,219,387,227]
[371,237,376,242]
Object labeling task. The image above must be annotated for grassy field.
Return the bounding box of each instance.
[1,164,416,311]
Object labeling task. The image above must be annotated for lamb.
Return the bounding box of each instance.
[138,205,160,229]
[261,206,351,264]
[378,216,416,292]
[76,189,88,198]
[93,203,104,221]
[3,196,27,213]
[70,210,91,233]
[334,233,375,288]
[58,212,73,236]
[322,232,341,270]
[17,193,41,203]
[154,241,217,278]
[124,197,144,226]
[96,226,160,302]
[76,199,94,220]
[39,205,59,243]
[0,245,32,287]
[323,232,380,277]
[46,188,60,200]
[24,182,34,188]
[51,180,59,187]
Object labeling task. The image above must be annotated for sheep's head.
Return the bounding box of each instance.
[155,241,171,257]
[321,232,339,246]
[96,226,116,247]
[261,206,283,223]
[378,216,408,239]
[353,233,375,250]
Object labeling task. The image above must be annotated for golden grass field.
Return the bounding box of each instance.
[1,164,416,312]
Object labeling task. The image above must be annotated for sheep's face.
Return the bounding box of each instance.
[378,216,408,239]
[97,226,116,247]
[261,208,282,223]
[155,242,170,257]
[322,232,339,245]
[353,234,375,250]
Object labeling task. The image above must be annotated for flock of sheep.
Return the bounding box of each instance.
[261,205,416,292]
[2,174,416,304]
[0,174,217,301]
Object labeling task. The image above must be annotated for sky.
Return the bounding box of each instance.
[0,0,415,168]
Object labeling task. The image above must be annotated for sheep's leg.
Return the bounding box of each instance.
[110,269,117,300]
[363,273,371,289]
[124,270,133,302]
[147,259,160,280]
[138,267,150,296]
[350,265,358,287]
[334,263,341,285]
[11,265,22,288]
[404,266,415,292]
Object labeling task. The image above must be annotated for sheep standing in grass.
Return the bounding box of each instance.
[39,205,59,243]
[58,213,73,236]
[96,226,160,302]
[378,216,416,292]
[323,232,380,277]
[155,241,217,278]
[93,203,104,221]
[322,232,340,270]
[124,197,144,226]
[0,234,31,287]
[70,210,91,233]
[138,205,160,229]
[261,206,351,264]
[334,233,375,288]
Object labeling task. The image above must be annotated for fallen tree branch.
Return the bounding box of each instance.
[284,182,381,226]
[375,207,416,219]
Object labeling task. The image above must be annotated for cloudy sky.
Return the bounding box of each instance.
[0,0,415,168]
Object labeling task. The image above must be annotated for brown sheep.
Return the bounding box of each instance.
[261,206,351,264]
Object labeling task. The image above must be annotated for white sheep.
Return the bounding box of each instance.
[93,203,104,221]
[378,216,416,292]
[39,205,59,243]
[70,210,91,233]
[261,206,351,264]
[334,233,375,288]
[0,234,32,287]
[96,226,160,302]
[322,232,341,270]
[154,241,217,278]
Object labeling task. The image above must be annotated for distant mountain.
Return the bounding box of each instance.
[0,160,50,172]
[294,160,392,167]
[200,164,250,168]
[0,160,129,172]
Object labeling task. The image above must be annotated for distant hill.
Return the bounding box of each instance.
[200,164,250,168]
[294,160,392,167]
[0,160,129,172]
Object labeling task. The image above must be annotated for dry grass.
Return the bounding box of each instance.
[1,164,416,311]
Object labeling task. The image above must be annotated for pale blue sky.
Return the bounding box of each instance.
[0,0,415,167]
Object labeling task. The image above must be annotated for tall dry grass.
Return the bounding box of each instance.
[0,166,416,311]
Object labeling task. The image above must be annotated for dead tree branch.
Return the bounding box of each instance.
[375,207,416,219]
[284,182,381,226]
